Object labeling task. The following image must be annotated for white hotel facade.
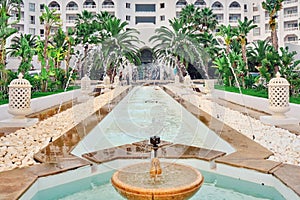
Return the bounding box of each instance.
[9,0,300,52]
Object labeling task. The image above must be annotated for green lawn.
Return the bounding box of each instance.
[0,86,80,105]
[215,85,300,104]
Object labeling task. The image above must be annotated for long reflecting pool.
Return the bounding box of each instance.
[20,86,299,199]
[72,86,234,157]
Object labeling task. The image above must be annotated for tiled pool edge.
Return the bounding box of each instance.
[162,85,300,197]
[0,86,132,200]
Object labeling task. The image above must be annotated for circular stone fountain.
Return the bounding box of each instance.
[111,162,203,200]
[112,136,203,200]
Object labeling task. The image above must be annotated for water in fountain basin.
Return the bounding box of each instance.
[32,169,283,200]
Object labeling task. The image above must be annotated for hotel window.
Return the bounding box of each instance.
[135,4,156,12]
[126,3,130,8]
[126,15,130,21]
[244,4,247,12]
[160,15,165,21]
[40,4,44,12]
[253,15,260,24]
[253,27,260,36]
[29,3,35,12]
[135,16,156,24]
[160,3,165,8]
[30,16,35,24]
[40,29,44,36]
[29,28,35,35]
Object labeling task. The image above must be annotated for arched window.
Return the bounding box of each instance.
[176,0,187,6]
[284,34,298,43]
[194,0,206,6]
[66,1,79,10]
[229,1,241,8]
[48,1,60,10]
[212,1,223,9]
[102,0,114,8]
[83,0,96,8]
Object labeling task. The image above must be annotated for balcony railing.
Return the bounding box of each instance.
[229,19,239,23]
[66,7,79,10]
[284,13,298,18]
[194,5,206,9]
[102,5,114,8]
[83,5,96,9]
[284,27,299,31]
[284,40,299,44]
[265,29,271,33]
[176,5,186,8]
[212,7,223,10]
[66,20,76,24]
[49,7,60,11]
[284,0,298,4]
[229,7,241,11]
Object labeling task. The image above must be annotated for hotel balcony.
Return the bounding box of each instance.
[66,6,79,13]
[284,27,299,31]
[102,5,115,9]
[83,5,97,10]
[65,20,76,26]
[284,0,298,6]
[229,7,241,12]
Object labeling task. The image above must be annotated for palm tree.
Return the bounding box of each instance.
[237,17,257,73]
[101,18,142,81]
[75,10,96,45]
[0,0,22,66]
[39,4,62,70]
[262,0,284,51]
[199,7,218,32]
[199,31,221,60]
[179,4,201,31]
[8,33,37,74]
[150,18,207,80]
[216,24,238,54]
[247,39,273,72]
[51,28,68,68]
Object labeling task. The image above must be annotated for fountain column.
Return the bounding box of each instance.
[78,74,92,102]
[0,73,38,133]
[204,79,215,99]
[260,72,299,125]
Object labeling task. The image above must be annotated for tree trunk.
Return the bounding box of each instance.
[44,25,50,70]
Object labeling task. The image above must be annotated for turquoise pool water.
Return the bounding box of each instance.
[72,86,234,158]
[32,169,284,200]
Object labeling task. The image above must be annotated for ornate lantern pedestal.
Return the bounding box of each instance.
[203,79,215,99]
[102,75,112,93]
[0,73,38,134]
[184,75,191,87]
[260,72,299,125]
[174,75,180,85]
[78,74,92,103]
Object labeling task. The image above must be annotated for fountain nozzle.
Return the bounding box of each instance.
[150,136,160,148]
[150,136,160,158]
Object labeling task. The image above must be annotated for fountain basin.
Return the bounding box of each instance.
[111,162,204,200]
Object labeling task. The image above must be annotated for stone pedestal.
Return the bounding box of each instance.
[113,75,120,88]
[174,75,180,85]
[0,73,38,133]
[184,75,191,87]
[78,75,92,103]
[260,72,299,125]
[204,79,215,99]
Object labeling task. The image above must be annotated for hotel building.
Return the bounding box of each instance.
[8,0,300,54]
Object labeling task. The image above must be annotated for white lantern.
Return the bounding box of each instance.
[8,73,32,118]
[268,72,290,118]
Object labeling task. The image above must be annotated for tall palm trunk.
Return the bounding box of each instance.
[43,24,50,70]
